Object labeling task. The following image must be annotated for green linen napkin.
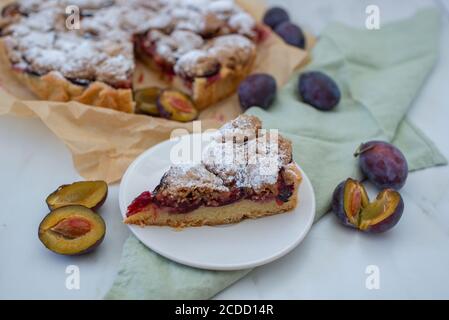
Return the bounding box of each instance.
[106,8,447,300]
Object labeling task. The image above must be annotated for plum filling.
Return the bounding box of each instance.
[276,177,294,203]
[127,191,153,217]
[23,68,41,77]
[67,78,92,87]
[255,25,270,43]
[11,61,42,77]
[206,73,221,85]
[111,78,133,89]
[14,64,132,90]
[126,174,295,217]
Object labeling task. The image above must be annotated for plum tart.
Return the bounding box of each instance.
[125,115,302,228]
[0,0,259,113]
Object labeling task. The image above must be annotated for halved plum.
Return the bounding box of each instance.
[332,178,369,228]
[157,89,198,122]
[358,189,404,233]
[134,87,161,116]
[38,206,106,255]
[332,178,404,233]
[46,181,108,211]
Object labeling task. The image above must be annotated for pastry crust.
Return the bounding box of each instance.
[14,70,134,113]
[0,39,134,112]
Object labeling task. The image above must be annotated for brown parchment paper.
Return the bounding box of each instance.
[0,0,312,183]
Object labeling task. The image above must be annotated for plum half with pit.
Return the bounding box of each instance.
[135,87,162,116]
[274,22,306,49]
[332,178,404,233]
[263,7,290,29]
[38,206,106,255]
[332,179,369,229]
[354,141,408,190]
[238,73,277,111]
[298,71,341,111]
[157,89,198,122]
[46,181,108,211]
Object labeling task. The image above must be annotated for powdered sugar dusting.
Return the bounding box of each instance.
[1,0,256,87]
[173,49,220,78]
[201,115,293,191]
[150,30,205,65]
[208,0,235,13]
[228,12,256,37]
[153,116,295,206]
[161,163,229,192]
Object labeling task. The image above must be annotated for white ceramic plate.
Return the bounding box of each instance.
[119,134,316,270]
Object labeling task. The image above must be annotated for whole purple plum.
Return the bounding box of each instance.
[263,7,290,30]
[332,178,404,233]
[355,141,408,190]
[274,21,306,49]
[298,71,341,111]
[238,73,277,111]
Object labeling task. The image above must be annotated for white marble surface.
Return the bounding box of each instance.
[1,0,448,299]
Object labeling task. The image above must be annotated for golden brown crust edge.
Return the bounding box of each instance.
[124,163,302,229]
[13,71,135,113]
[0,39,134,113]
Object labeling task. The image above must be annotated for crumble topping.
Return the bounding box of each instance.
[148,29,205,65]
[144,26,256,78]
[1,0,257,88]
[203,128,293,192]
[228,12,255,36]
[155,115,297,207]
[174,50,220,79]
[213,113,262,142]
[153,164,233,211]
[156,164,229,193]
[206,34,256,69]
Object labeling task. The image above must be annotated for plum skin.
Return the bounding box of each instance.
[299,71,341,111]
[238,73,277,111]
[263,7,290,29]
[356,141,408,190]
[331,181,357,229]
[274,22,306,49]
